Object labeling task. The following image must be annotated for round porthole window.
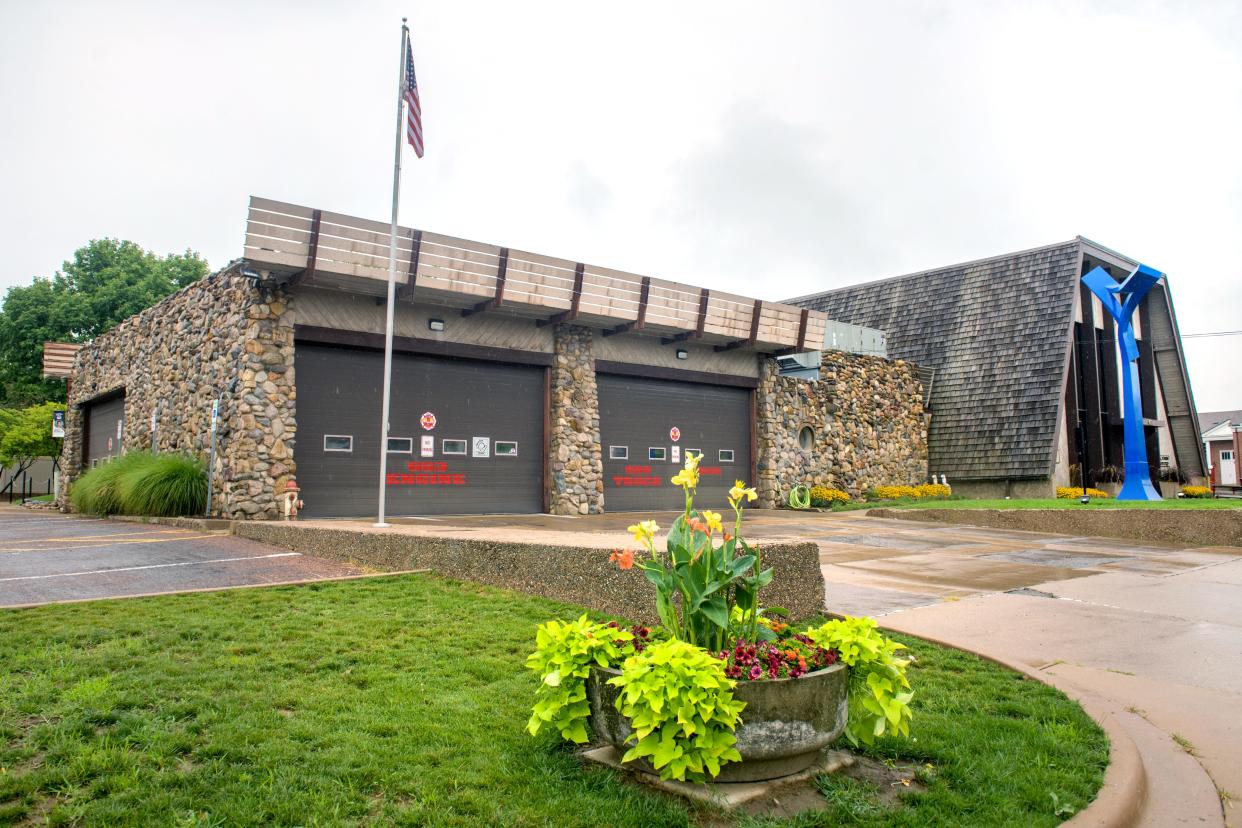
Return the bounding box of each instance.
[798,426,815,452]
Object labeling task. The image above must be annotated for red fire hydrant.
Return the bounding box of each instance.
[281,478,305,520]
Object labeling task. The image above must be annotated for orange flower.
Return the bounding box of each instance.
[609,548,635,570]
[723,531,734,542]
[688,518,708,534]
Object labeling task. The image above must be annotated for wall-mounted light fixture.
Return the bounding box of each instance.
[428,319,446,332]
[675,349,688,360]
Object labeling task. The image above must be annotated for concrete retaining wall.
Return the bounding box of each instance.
[870,507,1242,548]
[235,523,826,623]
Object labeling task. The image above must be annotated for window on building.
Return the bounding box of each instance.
[495,441,518,457]
[609,445,628,460]
[649,447,667,461]
[442,439,467,455]
[387,437,413,454]
[686,449,702,460]
[798,426,815,452]
[1224,450,1236,461]
[324,435,353,452]
[719,449,735,463]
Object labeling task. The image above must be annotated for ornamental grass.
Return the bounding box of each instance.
[69,451,207,516]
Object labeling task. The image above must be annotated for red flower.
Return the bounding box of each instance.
[609,549,635,570]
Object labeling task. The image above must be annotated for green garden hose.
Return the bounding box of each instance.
[788,484,811,510]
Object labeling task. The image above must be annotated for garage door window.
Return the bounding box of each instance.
[387,437,413,454]
[442,439,467,455]
[609,445,628,460]
[324,435,353,452]
[649,447,667,461]
[719,449,735,463]
[495,441,518,457]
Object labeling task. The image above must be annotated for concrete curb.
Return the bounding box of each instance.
[108,514,236,532]
[868,507,1242,548]
[875,625,1146,828]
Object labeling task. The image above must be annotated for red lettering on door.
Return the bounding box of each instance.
[387,465,466,486]
[611,476,662,487]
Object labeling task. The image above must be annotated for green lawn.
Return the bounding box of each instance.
[869,497,1242,510]
[0,576,1107,826]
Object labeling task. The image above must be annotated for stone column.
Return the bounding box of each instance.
[221,287,298,519]
[548,324,603,515]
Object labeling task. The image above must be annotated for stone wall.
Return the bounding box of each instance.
[548,324,604,515]
[756,351,927,506]
[60,266,296,519]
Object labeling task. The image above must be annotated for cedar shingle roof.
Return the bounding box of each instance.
[788,241,1081,481]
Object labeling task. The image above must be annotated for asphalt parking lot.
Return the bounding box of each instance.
[0,507,363,607]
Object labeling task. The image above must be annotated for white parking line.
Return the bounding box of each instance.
[0,552,302,582]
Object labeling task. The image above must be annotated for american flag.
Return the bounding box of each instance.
[404,36,424,158]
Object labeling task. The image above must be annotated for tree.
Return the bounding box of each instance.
[0,402,62,487]
[0,239,208,407]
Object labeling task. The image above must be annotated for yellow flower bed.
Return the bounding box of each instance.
[872,483,952,501]
[1056,487,1110,499]
[1181,485,1213,499]
[917,483,952,499]
[809,485,850,506]
[873,485,919,500]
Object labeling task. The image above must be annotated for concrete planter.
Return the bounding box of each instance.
[1097,482,1123,498]
[1158,481,1180,499]
[587,662,850,783]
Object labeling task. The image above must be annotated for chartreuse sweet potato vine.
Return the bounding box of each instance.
[526,615,632,743]
[806,616,914,745]
[527,455,917,782]
[608,638,746,783]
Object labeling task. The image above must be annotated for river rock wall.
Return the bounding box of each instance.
[756,351,927,506]
[60,266,296,519]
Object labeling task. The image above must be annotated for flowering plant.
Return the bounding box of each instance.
[620,454,771,653]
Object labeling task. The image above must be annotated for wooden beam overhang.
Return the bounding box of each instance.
[287,208,323,287]
[773,308,811,356]
[461,247,508,317]
[715,299,764,353]
[662,289,710,345]
[536,262,585,328]
[602,277,651,337]
[397,229,422,302]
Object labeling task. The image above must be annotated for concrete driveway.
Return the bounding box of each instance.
[0,507,363,608]
[787,511,1242,827]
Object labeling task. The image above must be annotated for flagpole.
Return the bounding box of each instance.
[374,18,409,528]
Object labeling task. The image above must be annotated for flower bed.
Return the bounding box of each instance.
[872,483,951,500]
[1056,487,1111,499]
[527,455,914,783]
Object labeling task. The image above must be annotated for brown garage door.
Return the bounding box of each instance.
[598,373,752,513]
[295,343,545,518]
[84,394,125,468]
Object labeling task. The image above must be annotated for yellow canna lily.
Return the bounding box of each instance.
[627,519,659,546]
[728,480,758,505]
[702,510,723,533]
[670,457,700,489]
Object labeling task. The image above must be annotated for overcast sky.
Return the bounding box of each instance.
[1,1,1239,410]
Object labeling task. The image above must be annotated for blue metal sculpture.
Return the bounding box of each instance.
[1081,263,1163,500]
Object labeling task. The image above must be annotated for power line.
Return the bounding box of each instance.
[1181,330,1242,339]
